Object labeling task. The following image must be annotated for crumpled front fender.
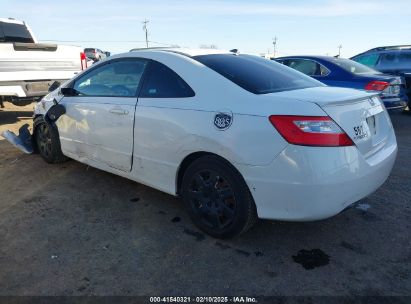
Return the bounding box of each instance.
[1,124,34,154]
[1,101,66,155]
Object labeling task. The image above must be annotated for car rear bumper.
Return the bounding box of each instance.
[381,95,408,111]
[0,79,68,98]
[236,130,397,221]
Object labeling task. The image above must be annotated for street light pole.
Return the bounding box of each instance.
[272,37,277,58]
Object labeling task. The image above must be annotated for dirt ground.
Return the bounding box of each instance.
[0,101,410,296]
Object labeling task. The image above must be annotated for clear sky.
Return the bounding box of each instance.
[2,0,411,57]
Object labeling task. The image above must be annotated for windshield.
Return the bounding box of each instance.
[193,54,324,94]
[332,58,379,75]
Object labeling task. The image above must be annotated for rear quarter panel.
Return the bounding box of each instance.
[131,101,289,194]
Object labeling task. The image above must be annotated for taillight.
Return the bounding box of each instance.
[269,115,354,147]
[365,80,389,91]
[80,52,87,70]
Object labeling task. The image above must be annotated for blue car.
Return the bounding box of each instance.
[275,56,409,111]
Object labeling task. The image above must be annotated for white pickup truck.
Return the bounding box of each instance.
[0,18,87,106]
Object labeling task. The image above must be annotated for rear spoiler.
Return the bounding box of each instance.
[13,42,57,52]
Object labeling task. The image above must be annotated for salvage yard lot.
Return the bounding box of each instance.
[0,102,410,296]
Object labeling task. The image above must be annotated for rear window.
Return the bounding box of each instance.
[84,48,95,53]
[0,22,34,43]
[193,54,323,94]
[331,58,379,75]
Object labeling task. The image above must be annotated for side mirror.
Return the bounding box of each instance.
[60,87,79,97]
[48,81,61,92]
[46,104,66,122]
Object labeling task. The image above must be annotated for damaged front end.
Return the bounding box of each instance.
[1,124,34,154]
[1,83,66,155]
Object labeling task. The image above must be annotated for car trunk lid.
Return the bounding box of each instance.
[271,87,393,157]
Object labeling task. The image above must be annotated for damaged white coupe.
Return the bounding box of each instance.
[2,48,398,238]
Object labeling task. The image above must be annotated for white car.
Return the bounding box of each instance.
[4,48,398,238]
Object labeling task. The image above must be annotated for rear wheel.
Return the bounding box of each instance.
[181,155,257,239]
[34,117,67,164]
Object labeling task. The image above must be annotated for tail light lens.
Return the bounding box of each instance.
[269,115,354,147]
[365,80,389,91]
[80,52,87,70]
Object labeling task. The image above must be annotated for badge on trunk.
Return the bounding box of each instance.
[214,112,233,130]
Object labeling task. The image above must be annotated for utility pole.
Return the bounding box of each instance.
[337,44,342,57]
[142,19,149,48]
[272,37,277,58]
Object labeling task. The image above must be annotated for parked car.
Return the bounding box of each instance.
[351,45,411,104]
[0,18,88,106]
[275,56,409,111]
[2,49,397,238]
[84,48,107,62]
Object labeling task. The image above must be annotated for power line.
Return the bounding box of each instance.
[40,40,148,43]
[39,39,176,46]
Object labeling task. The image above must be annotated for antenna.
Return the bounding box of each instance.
[142,19,149,48]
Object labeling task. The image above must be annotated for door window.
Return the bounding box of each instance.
[73,59,148,97]
[352,53,379,67]
[377,52,411,70]
[0,22,4,42]
[286,59,329,76]
[140,61,195,98]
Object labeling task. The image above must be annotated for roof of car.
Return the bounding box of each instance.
[350,46,411,59]
[130,47,232,57]
[274,55,338,60]
[275,55,342,61]
[364,45,411,52]
[0,18,24,25]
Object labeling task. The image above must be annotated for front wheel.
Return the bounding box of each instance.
[181,155,257,239]
[34,117,68,164]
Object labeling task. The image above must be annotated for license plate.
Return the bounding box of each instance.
[353,124,368,140]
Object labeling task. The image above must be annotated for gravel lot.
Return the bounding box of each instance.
[0,102,410,296]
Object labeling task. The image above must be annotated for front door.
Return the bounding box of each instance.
[57,58,149,171]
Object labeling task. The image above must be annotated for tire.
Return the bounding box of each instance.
[34,116,68,164]
[181,155,258,239]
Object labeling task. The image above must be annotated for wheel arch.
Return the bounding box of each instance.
[32,114,45,151]
[175,151,249,196]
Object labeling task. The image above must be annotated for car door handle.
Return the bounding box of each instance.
[109,109,129,115]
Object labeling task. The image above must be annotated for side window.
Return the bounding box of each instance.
[287,59,326,76]
[319,64,329,76]
[0,23,5,42]
[352,54,379,67]
[377,52,411,69]
[73,59,148,97]
[1,22,34,43]
[140,61,195,98]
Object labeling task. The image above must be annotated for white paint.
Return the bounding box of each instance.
[32,49,398,221]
